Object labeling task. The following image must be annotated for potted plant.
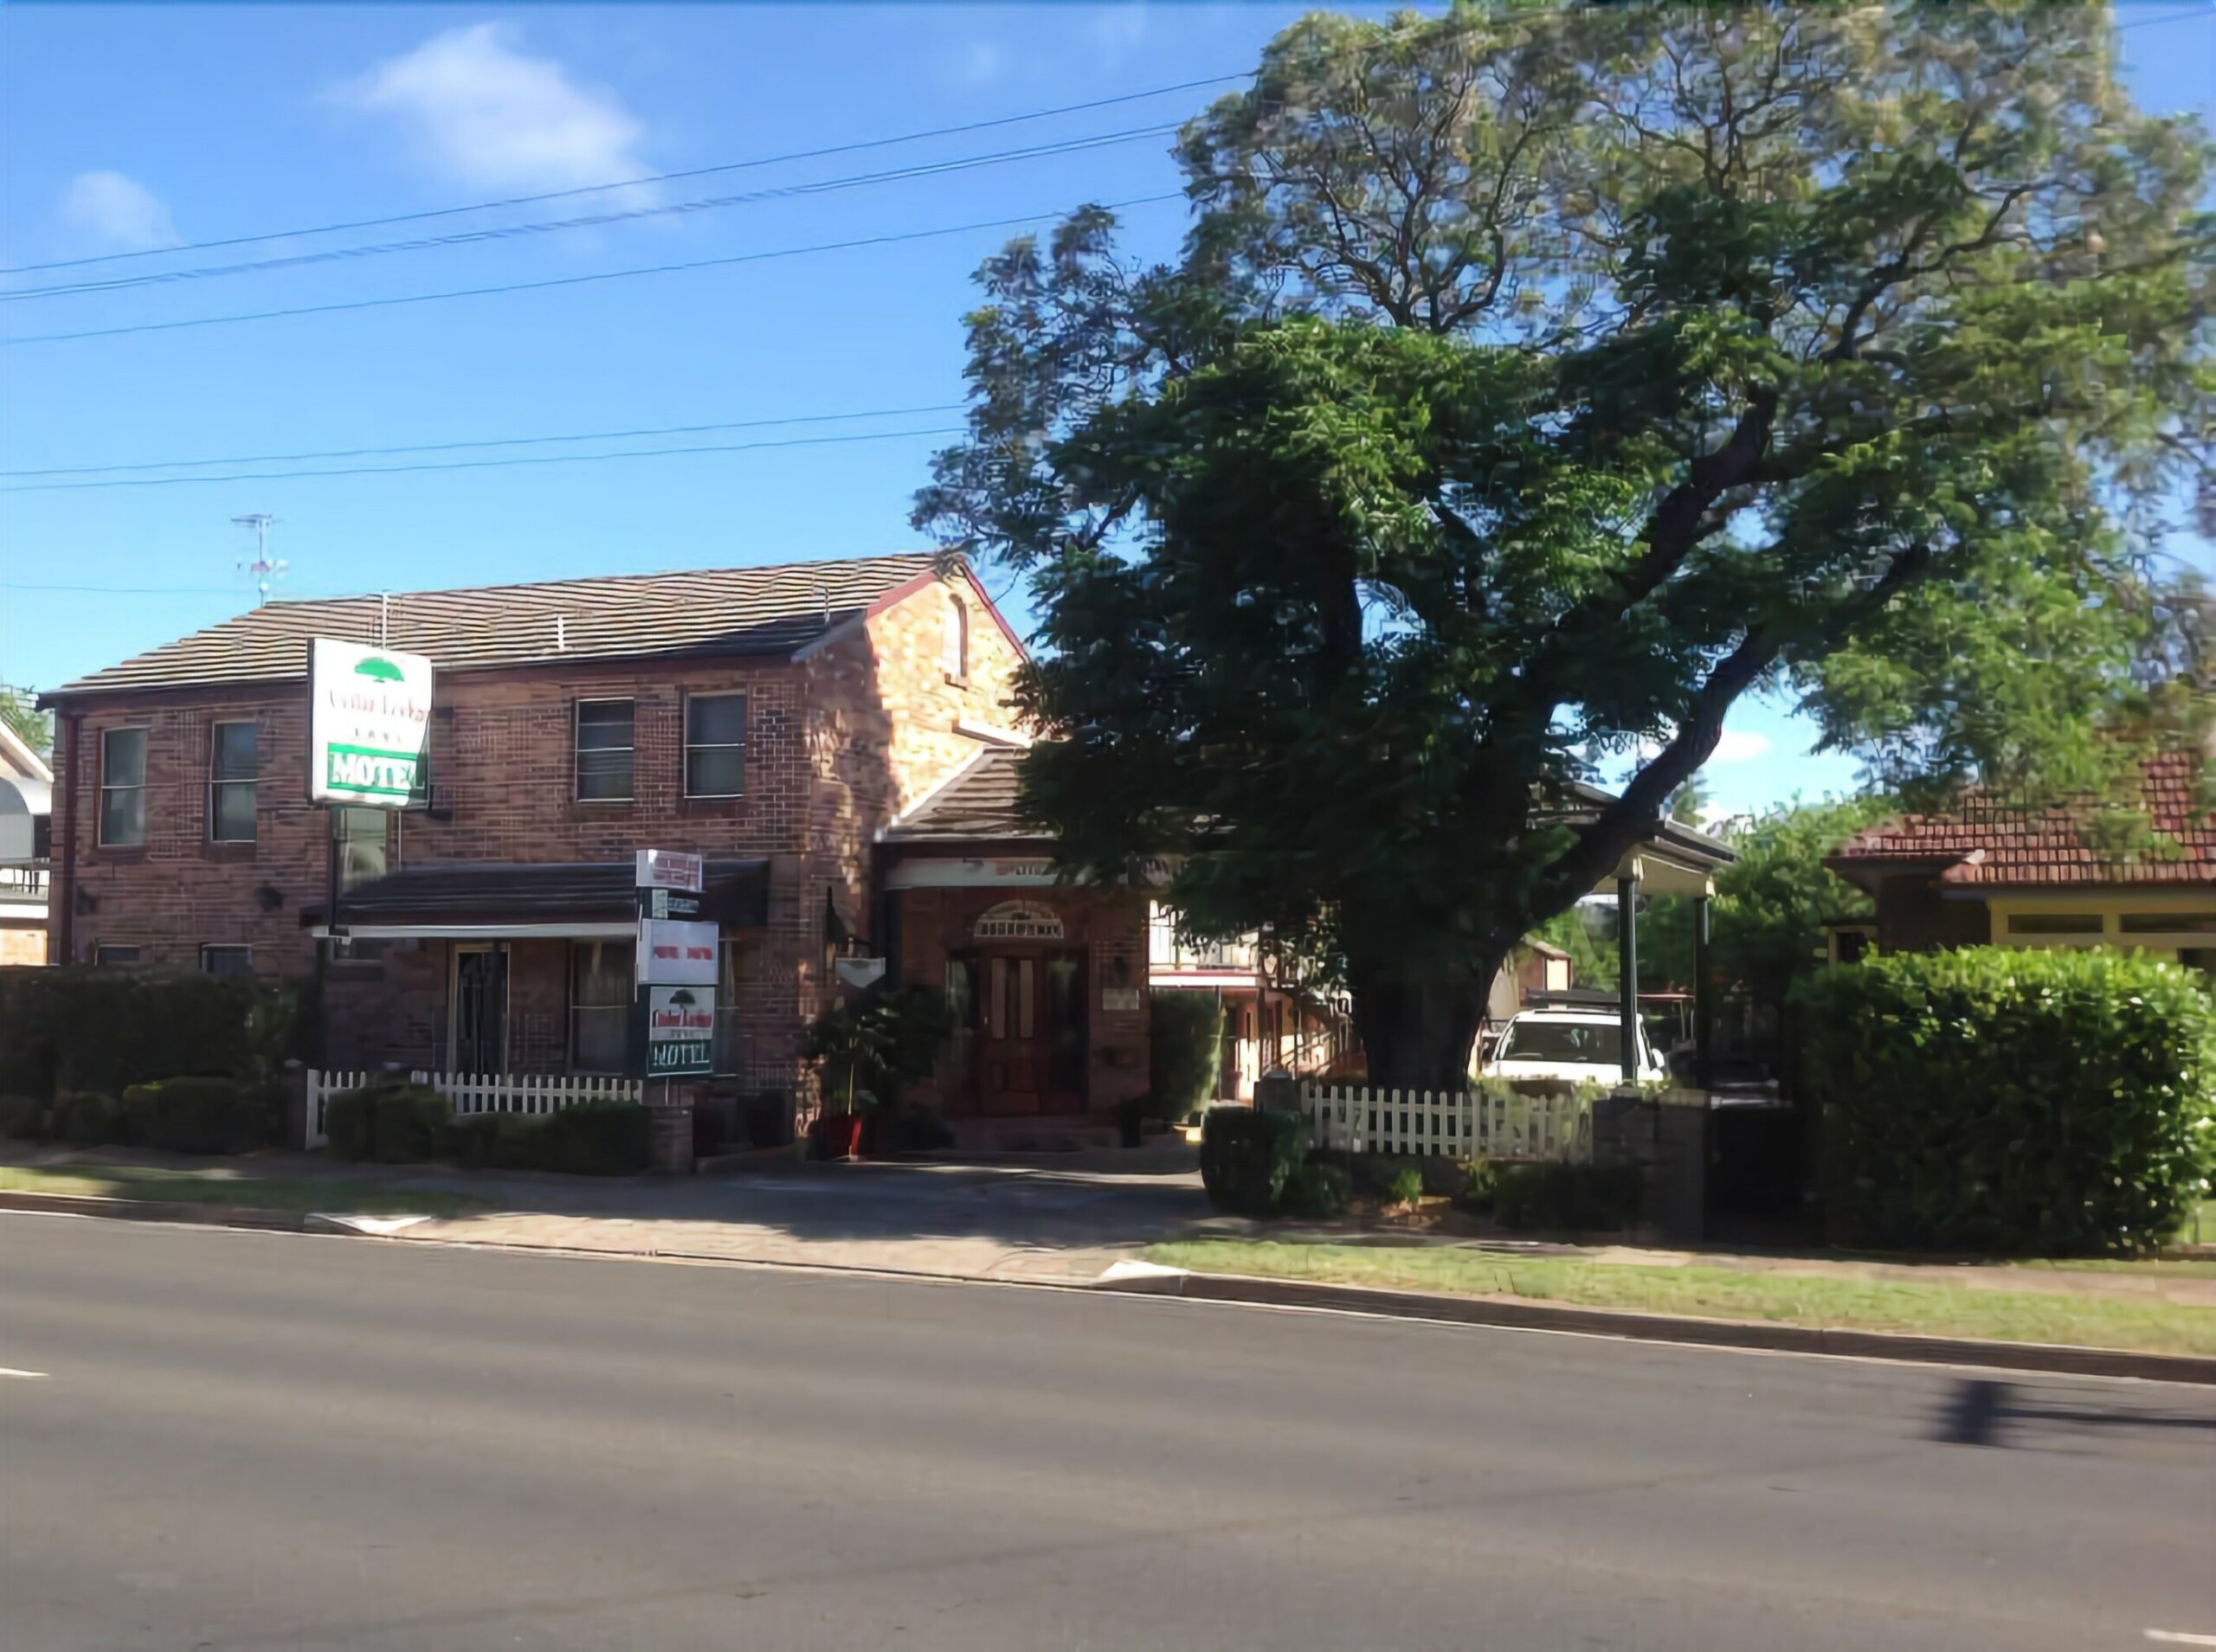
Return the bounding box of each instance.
[800,986,952,1160]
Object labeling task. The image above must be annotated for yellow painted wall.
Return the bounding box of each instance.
[1983,890,2216,961]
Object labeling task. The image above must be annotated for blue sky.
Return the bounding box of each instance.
[2,3,2210,818]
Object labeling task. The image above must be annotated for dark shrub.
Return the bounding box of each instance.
[119,1077,278,1155]
[325,1084,448,1165]
[439,1113,503,1171]
[1795,948,2216,1255]
[1149,993,1223,1123]
[0,1093,45,1140]
[454,1103,651,1175]
[1199,1108,1308,1216]
[0,966,295,1099]
[1279,1160,1351,1220]
[50,1090,121,1148]
[1491,1162,1646,1232]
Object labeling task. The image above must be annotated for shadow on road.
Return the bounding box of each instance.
[1933,1378,2216,1448]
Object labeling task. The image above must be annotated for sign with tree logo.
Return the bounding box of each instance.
[307,638,433,808]
[644,985,714,1077]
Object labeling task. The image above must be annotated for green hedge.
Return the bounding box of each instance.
[119,1077,279,1155]
[1199,1108,1309,1216]
[0,966,296,1098]
[325,1084,448,1165]
[1149,993,1224,1123]
[1484,1161,1645,1232]
[1794,948,2216,1256]
[327,1088,653,1176]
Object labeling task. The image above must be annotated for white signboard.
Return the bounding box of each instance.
[637,916,718,986]
[635,849,704,892]
[308,638,434,808]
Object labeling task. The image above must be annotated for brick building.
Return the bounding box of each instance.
[0,719,52,966]
[39,554,1034,1113]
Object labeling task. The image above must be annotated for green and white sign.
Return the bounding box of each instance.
[644,985,715,1077]
[307,638,434,807]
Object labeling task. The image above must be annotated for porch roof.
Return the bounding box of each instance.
[305,858,770,938]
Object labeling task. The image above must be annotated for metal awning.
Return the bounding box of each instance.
[305,858,770,939]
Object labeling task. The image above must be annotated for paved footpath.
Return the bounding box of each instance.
[5,1213,2213,1652]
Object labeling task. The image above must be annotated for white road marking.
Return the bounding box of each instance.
[2146,1631,2216,1645]
[0,1366,48,1380]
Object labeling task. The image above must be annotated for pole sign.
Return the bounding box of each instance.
[643,985,715,1077]
[636,916,718,985]
[307,638,434,808]
[635,849,704,892]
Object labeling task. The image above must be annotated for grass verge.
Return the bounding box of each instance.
[1146,1239,2216,1358]
[0,1163,482,1219]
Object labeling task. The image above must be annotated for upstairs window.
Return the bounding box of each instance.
[335,807,389,892]
[576,700,635,803]
[99,727,147,847]
[208,721,258,843]
[944,593,970,683]
[684,692,746,798]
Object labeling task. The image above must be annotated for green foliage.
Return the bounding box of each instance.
[1149,993,1224,1122]
[0,1094,42,1139]
[49,1091,121,1149]
[1795,949,2216,1255]
[0,687,49,757]
[325,1084,448,1165]
[439,1103,651,1177]
[1530,910,1616,994]
[0,967,293,1099]
[801,986,953,1113]
[918,4,2213,1090]
[118,1077,276,1156]
[1198,1107,1309,1216]
[1385,1167,1425,1209]
[1643,795,1894,1002]
[1490,1162,1646,1233]
[1279,1160,1352,1221]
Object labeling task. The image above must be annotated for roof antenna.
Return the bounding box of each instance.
[232,514,287,605]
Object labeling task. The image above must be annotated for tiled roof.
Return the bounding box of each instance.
[1830,750,2216,888]
[49,553,944,697]
[886,745,1038,841]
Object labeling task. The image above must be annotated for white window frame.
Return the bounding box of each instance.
[683,691,747,800]
[574,698,635,804]
[99,726,148,847]
[207,720,258,844]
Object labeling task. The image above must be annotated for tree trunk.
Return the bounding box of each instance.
[1345,948,1503,1093]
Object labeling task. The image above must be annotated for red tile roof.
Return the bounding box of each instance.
[1830,750,2216,888]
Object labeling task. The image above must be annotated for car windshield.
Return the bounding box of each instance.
[1500,1020,1622,1064]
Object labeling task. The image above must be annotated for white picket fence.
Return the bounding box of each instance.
[1298,1081,1594,1163]
[303,1069,644,1148]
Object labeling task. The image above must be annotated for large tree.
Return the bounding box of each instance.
[917,3,2213,1088]
[0,688,49,759]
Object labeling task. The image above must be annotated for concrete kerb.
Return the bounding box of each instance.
[7,1187,2212,1386]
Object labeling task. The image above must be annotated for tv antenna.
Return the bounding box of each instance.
[233,514,287,604]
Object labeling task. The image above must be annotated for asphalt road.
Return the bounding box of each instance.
[3,1214,2213,1652]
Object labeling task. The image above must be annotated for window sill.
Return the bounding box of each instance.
[203,839,258,862]
[88,843,151,861]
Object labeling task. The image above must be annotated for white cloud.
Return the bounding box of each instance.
[335,23,648,195]
[59,170,179,252]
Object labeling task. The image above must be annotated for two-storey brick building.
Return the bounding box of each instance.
[40,553,1040,1119]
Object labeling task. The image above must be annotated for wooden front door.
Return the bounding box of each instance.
[976,950,1086,1115]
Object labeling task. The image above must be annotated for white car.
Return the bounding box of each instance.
[1480,1009,1665,1085]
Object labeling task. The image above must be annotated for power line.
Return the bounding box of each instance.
[2115,5,2213,29]
[3,124,1182,303]
[1,402,968,479]
[0,423,964,493]
[0,74,1245,280]
[2,193,1185,346]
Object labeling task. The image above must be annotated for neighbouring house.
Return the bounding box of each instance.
[1147,905,1356,1102]
[1826,750,2216,963]
[0,719,53,966]
[1486,936,1573,1023]
[37,553,1028,1124]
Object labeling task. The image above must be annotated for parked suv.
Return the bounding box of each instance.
[1480,1008,1665,1084]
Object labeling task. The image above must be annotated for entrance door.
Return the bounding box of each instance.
[452,943,508,1075]
[977,951,1086,1115]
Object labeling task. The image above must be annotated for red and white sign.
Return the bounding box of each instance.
[635,849,705,892]
[636,916,718,986]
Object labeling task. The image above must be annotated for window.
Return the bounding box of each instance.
[99,727,147,847]
[208,721,257,842]
[569,939,633,1072]
[684,693,746,799]
[575,700,635,802]
[2007,913,2104,935]
[200,945,253,978]
[335,807,389,891]
[2120,913,2216,934]
[93,944,140,966]
[714,937,757,1075]
[944,593,970,682]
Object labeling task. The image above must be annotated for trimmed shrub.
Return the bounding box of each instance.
[49,1090,121,1148]
[1795,948,2216,1256]
[119,1077,278,1156]
[1199,1107,1308,1216]
[1149,993,1224,1123]
[1490,1161,1645,1231]
[439,1113,504,1172]
[0,966,296,1099]
[325,1084,448,1165]
[0,1093,45,1140]
[1279,1160,1351,1220]
[434,1103,653,1176]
